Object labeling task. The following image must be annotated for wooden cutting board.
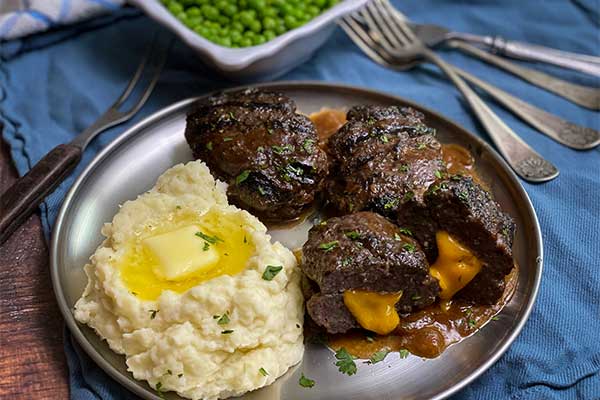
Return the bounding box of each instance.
[0,134,69,399]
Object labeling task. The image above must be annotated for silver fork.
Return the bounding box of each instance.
[0,33,170,245]
[340,11,600,150]
[341,0,559,183]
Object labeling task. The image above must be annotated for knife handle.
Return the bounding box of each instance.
[0,144,81,244]
[490,36,600,77]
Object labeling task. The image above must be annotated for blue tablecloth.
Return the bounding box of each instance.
[1,1,599,399]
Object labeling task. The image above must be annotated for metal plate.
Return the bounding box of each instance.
[51,82,543,400]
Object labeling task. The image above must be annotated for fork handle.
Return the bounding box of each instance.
[422,48,559,183]
[449,41,600,110]
[490,37,600,77]
[0,144,81,244]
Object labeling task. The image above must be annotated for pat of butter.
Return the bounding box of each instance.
[143,225,220,281]
[430,231,482,300]
[343,290,403,335]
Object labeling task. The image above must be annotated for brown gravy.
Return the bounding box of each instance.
[304,109,514,359]
[328,266,518,359]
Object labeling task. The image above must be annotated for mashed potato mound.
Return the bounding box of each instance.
[74,160,304,400]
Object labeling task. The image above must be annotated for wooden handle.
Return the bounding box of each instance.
[0,144,81,244]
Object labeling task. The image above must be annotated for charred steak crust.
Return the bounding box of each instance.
[421,176,516,304]
[326,105,445,217]
[185,88,328,220]
[301,212,440,333]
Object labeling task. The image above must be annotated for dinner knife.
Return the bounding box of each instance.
[409,22,600,77]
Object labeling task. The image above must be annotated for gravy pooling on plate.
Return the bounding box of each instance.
[305,107,518,358]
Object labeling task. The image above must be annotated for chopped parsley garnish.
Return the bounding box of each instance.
[402,243,416,252]
[213,315,220,319]
[411,294,422,300]
[384,198,399,210]
[367,117,376,125]
[262,265,283,281]
[318,241,339,252]
[492,316,500,321]
[402,191,415,202]
[435,170,443,179]
[365,333,375,343]
[243,235,247,244]
[380,134,389,143]
[221,329,234,334]
[266,126,274,135]
[202,242,210,251]
[178,373,183,378]
[271,144,294,154]
[131,292,138,296]
[335,348,357,376]
[222,137,233,142]
[468,319,477,328]
[398,349,410,359]
[257,185,267,196]
[344,231,361,240]
[394,233,402,241]
[502,227,510,237]
[206,141,213,151]
[167,369,173,375]
[257,146,264,152]
[175,205,181,210]
[341,256,353,267]
[217,313,230,325]
[398,227,413,236]
[369,348,390,364]
[302,139,315,153]
[299,373,315,388]
[416,143,427,150]
[195,231,223,244]
[149,310,158,319]
[399,164,410,173]
[235,170,250,185]
[228,111,236,121]
[451,173,463,181]
[155,382,165,399]
[458,191,469,201]
[259,367,269,377]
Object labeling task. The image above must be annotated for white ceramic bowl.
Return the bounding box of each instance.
[128,0,368,81]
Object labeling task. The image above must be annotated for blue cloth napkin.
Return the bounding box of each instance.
[1,1,599,399]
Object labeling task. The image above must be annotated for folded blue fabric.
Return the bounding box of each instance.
[1,1,599,399]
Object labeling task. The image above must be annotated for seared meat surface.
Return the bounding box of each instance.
[301,211,440,334]
[326,105,445,218]
[420,176,516,304]
[185,88,328,220]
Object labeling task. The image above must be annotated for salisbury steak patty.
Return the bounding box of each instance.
[185,88,328,220]
[326,105,445,218]
[301,212,440,333]
[415,176,516,304]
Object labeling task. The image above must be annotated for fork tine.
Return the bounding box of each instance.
[367,0,414,47]
[363,1,406,49]
[340,17,393,67]
[378,0,419,42]
[111,33,170,118]
[359,3,398,51]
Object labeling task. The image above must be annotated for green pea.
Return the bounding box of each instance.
[307,5,320,16]
[217,15,229,25]
[239,37,253,47]
[253,34,266,45]
[275,23,287,35]
[231,21,244,32]
[262,16,277,30]
[249,20,262,33]
[231,31,243,44]
[167,3,184,14]
[264,30,276,41]
[201,5,220,21]
[284,15,298,29]
[262,7,278,18]
[248,0,267,11]
[240,11,254,27]
[223,4,237,17]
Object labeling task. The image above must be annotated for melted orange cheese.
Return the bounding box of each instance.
[430,231,482,300]
[343,290,403,335]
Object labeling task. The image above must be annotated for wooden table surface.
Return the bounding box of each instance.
[0,134,70,399]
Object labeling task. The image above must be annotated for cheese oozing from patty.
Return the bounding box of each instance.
[343,290,403,335]
[430,231,482,300]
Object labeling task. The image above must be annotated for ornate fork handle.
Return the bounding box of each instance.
[453,67,600,150]
[450,41,600,110]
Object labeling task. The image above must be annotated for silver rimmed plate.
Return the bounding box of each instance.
[51,82,543,400]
